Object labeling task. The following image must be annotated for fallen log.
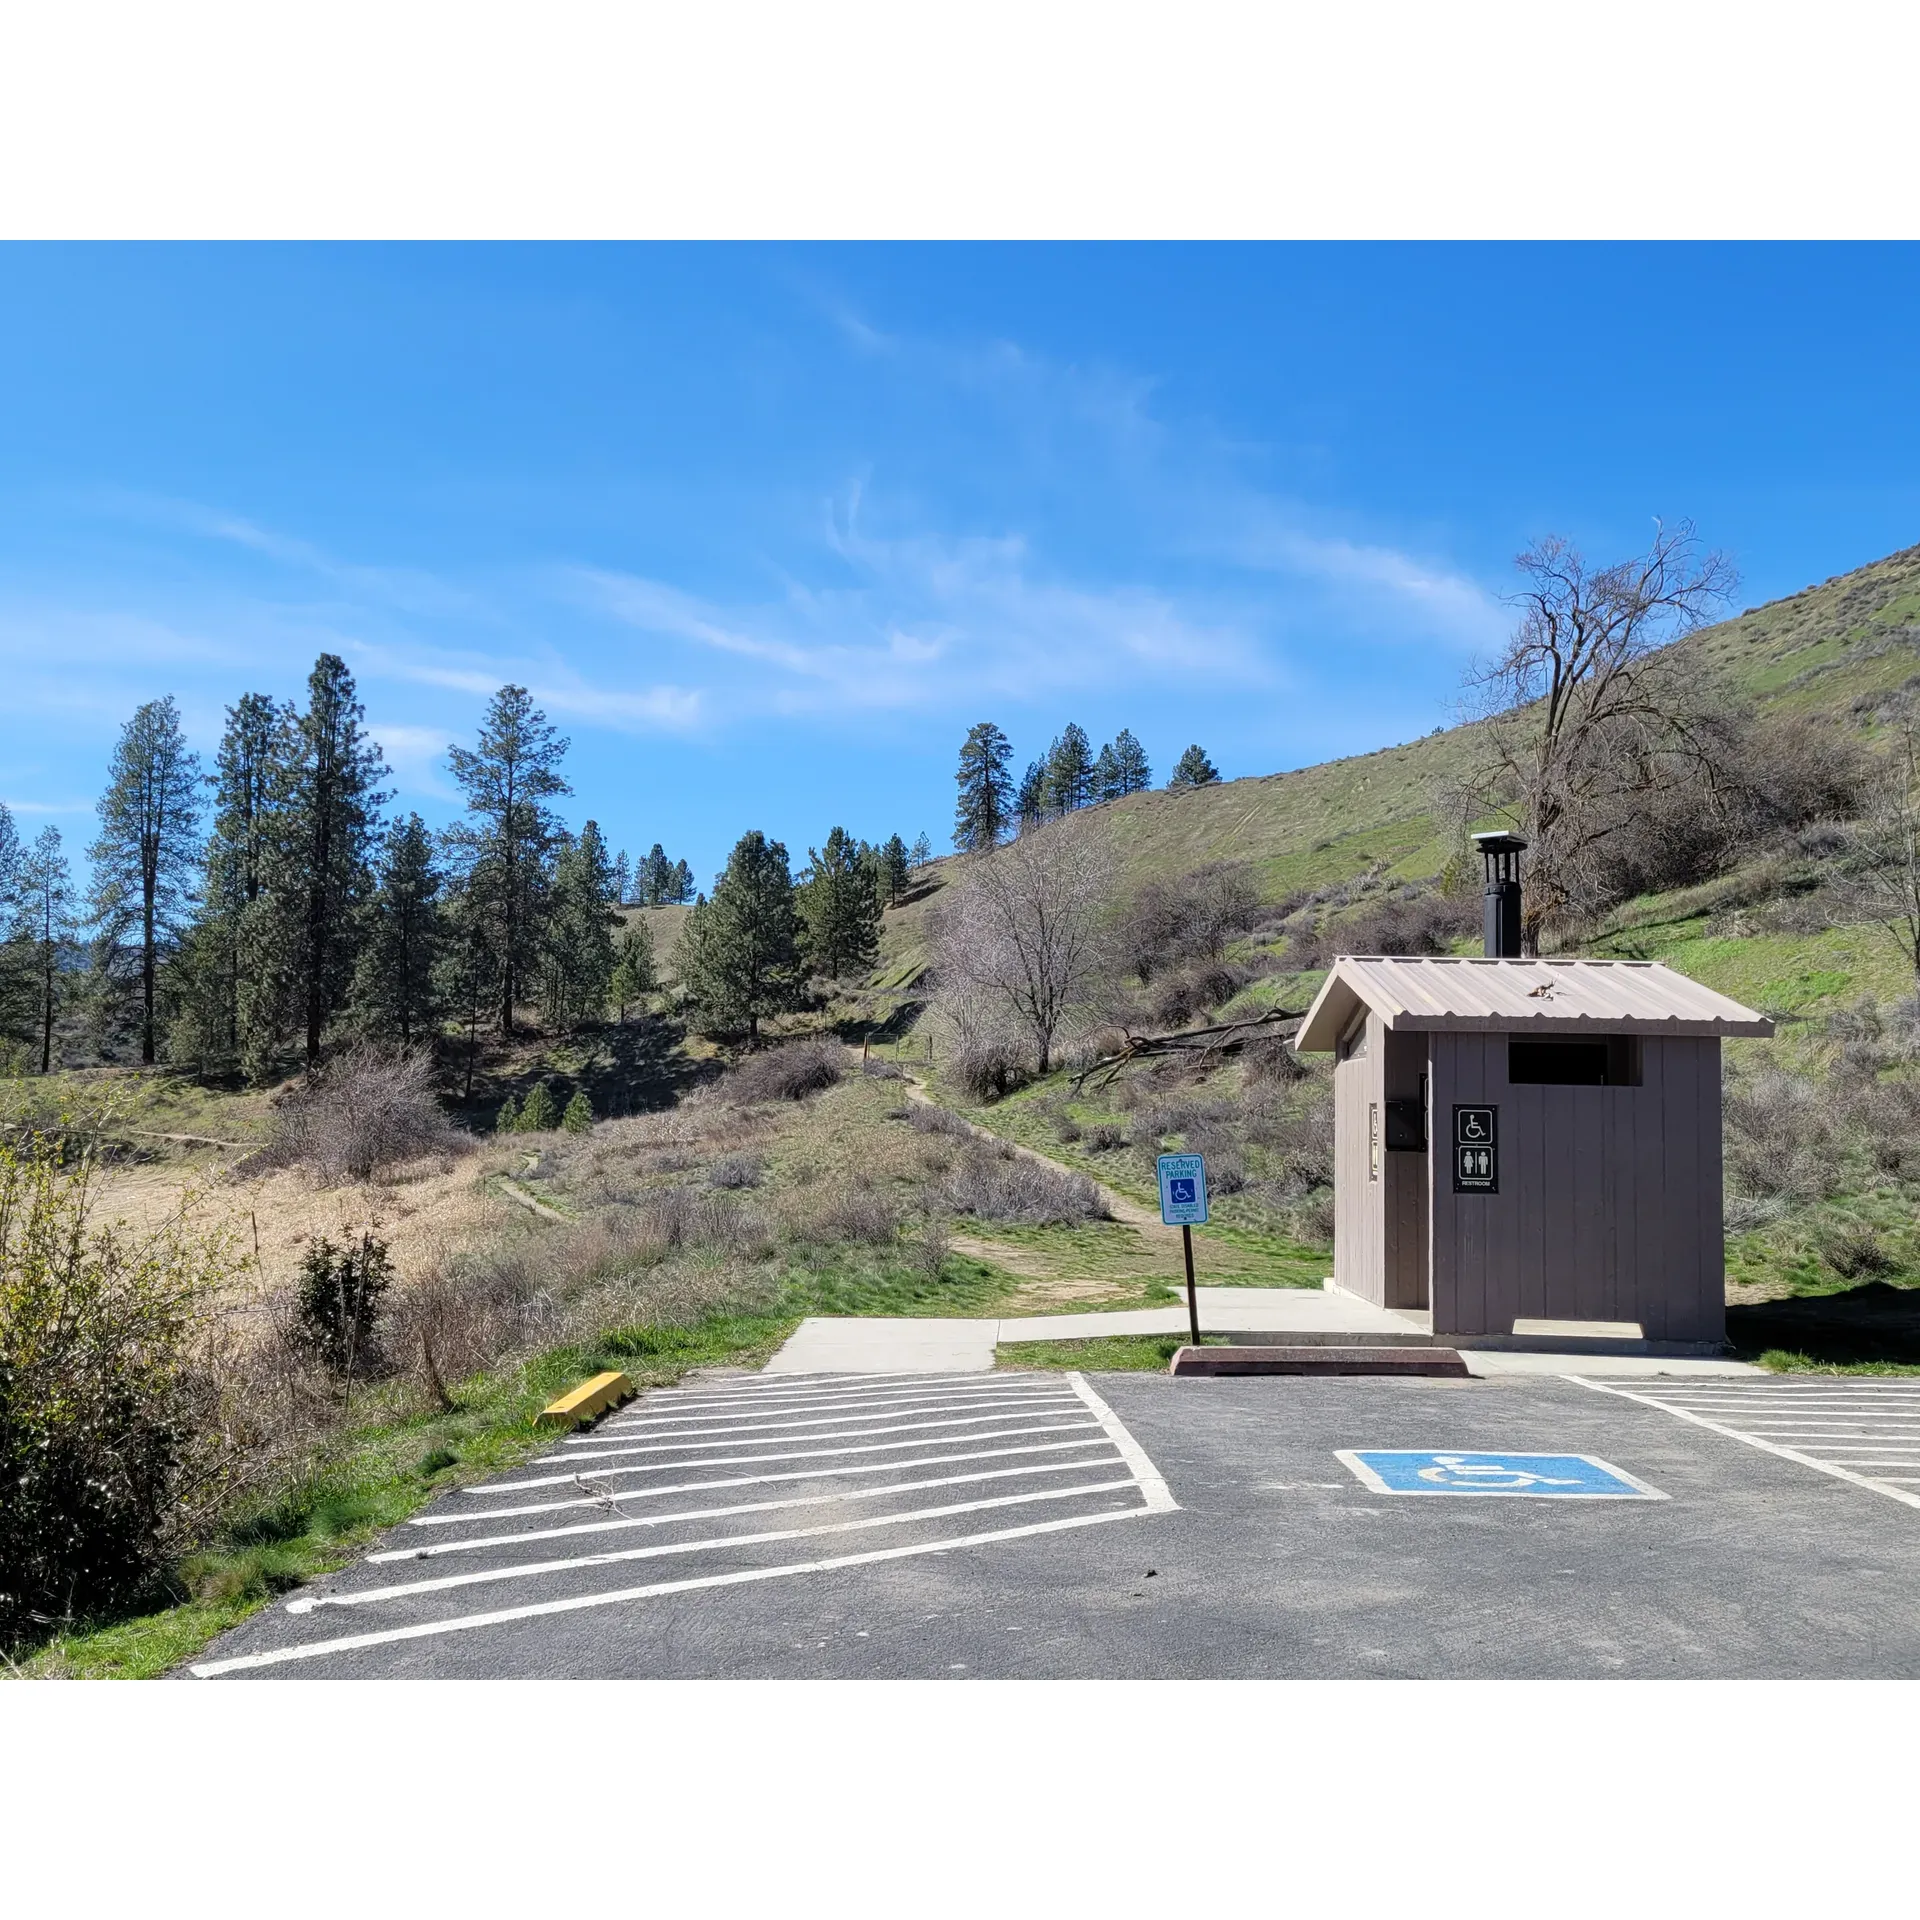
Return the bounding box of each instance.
[1070,1004,1308,1092]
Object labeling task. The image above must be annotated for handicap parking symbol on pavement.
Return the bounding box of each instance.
[1336,1450,1667,1500]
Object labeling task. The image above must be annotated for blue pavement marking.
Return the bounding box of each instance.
[1336,1450,1667,1500]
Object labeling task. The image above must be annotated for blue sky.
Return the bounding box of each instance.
[3,243,1918,888]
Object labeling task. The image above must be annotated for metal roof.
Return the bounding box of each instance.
[1294,955,1774,1051]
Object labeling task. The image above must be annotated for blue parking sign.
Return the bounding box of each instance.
[1157,1153,1208,1226]
[1336,1450,1666,1500]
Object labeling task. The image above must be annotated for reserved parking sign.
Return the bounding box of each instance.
[1157,1153,1208,1226]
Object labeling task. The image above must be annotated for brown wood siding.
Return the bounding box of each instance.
[1333,1012,1386,1304]
[1426,1033,1725,1343]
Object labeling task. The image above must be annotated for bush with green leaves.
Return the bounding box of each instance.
[0,1131,227,1645]
[295,1233,393,1380]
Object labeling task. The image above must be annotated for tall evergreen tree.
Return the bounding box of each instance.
[640,843,675,905]
[541,819,619,1031]
[355,812,445,1046]
[13,827,75,1074]
[447,686,571,1036]
[1168,743,1222,790]
[797,826,882,980]
[1044,723,1095,812]
[954,722,1014,852]
[1016,759,1049,832]
[0,804,27,1055]
[879,833,911,907]
[676,830,801,1045]
[436,878,497,1105]
[197,692,292,1070]
[611,919,656,1024]
[272,655,388,1068]
[671,858,695,904]
[612,847,632,907]
[1109,728,1152,795]
[1091,743,1121,803]
[910,832,933,870]
[88,696,203,1065]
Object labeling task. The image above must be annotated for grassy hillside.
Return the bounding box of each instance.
[883,541,1920,963]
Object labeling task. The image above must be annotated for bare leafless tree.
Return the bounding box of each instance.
[1849,718,1920,983]
[932,821,1117,1076]
[1467,521,1738,948]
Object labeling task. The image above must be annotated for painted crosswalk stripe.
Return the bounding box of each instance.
[473,1419,1104,1493]
[561,1408,1091,1457]
[293,1479,1143,1612]
[413,1436,1119,1525]
[191,1371,1175,1678]
[370,1454,1129,1560]
[1574,1377,1920,1510]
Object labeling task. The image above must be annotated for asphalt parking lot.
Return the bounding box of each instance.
[190,1367,1920,1679]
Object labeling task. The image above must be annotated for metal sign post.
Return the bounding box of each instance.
[1156,1153,1209,1346]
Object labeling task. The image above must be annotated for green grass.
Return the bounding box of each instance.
[997,1333,1230,1372]
[1751,1349,1920,1377]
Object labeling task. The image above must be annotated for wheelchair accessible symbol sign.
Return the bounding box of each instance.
[1157,1153,1209,1226]
[1336,1450,1667,1500]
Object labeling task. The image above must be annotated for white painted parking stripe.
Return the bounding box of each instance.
[370,1454,1131,1559]
[475,1419,1105,1492]
[582,1389,1079,1436]
[294,1478,1144,1612]
[561,1407,1092,1455]
[416,1437,1119,1524]
[604,1380,1071,1416]
[191,1503,1157,1677]
[1574,1377,1920,1510]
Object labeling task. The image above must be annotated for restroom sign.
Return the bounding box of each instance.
[1453,1105,1497,1193]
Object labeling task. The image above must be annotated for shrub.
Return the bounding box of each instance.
[0,1134,228,1644]
[495,1093,519,1135]
[951,1036,1032,1102]
[941,1144,1106,1225]
[1082,1121,1126,1152]
[562,1090,594,1135]
[295,1233,393,1380]
[794,1188,901,1245]
[1820,1227,1900,1280]
[708,1153,765,1190]
[1290,1187,1337,1248]
[260,1043,468,1185]
[1124,864,1262,982]
[726,1041,844,1103]
[518,1081,559,1132]
[903,1101,972,1139]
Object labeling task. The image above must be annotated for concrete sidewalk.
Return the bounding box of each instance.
[763,1287,1761,1377]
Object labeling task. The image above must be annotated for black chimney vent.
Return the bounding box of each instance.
[1471,831,1527,958]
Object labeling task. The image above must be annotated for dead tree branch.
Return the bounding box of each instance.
[1070,1004,1307,1092]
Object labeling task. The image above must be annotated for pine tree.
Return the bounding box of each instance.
[494,1091,519,1134]
[88,696,203,1065]
[519,1079,558,1131]
[1109,728,1152,795]
[612,848,632,907]
[671,858,695,904]
[611,919,656,1023]
[797,826,881,981]
[270,656,388,1068]
[676,830,802,1045]
[0,804,28,1057]
[1044,723,1094,812]
[640,844,674,905]
[879,833,911,907]
[437,877,497,1106]
[1169,744,1222,790]
[447,686,571,1036]
[910,832,933,870]
[562,1089,593,1134]
[13,827,76,1074]
[954,722,1014,852]
[201,693,290,1067]
[355,813,444,1047]
[1091,743,1121,803]
[541,819,619,1031]
[1016,759,1049,831]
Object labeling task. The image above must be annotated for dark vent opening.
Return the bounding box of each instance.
[1508,1038,1640,1086]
